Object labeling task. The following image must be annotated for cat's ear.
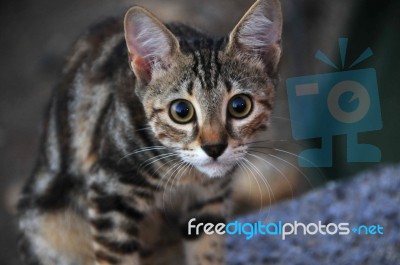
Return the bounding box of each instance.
[228,0,282,73]
[124,7,179,83]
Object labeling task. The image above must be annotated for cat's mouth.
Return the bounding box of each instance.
[178,146,243,178]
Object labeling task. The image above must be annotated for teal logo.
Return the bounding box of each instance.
[286,38,382,167]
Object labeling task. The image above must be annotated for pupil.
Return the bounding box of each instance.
[175,102,189,118]
[232,97,246,113]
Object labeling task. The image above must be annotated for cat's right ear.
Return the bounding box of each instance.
[227,0,282,75]
[124,7,179,84]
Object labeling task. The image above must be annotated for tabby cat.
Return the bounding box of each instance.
[17,0,282,264]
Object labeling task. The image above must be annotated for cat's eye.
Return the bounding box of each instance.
[169,99,195,124]
[228,94,253,119]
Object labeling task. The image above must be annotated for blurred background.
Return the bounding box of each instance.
[0,0,399,264]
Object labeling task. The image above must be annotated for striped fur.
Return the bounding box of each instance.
[18,0,282,264]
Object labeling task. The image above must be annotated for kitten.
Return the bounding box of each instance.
[17,0,282,264]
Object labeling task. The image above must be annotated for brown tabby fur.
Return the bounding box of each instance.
[18,0,282,264]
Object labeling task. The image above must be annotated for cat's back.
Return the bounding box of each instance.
[63,18,126,78]
[59,17,139,172]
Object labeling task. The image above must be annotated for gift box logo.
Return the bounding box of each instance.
[286,38,382,167]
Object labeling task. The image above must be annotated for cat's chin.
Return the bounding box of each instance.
[194,162,235,178]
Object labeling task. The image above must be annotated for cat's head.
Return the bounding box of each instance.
[124,0,282,177]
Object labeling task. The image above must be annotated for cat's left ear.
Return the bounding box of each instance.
[124,7,180,84]
[228,0,282,74]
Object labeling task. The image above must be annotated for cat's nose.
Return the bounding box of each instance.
[201,144,227,160]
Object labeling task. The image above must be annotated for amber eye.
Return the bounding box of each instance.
[169,99,195,124]
[228,94,253,119]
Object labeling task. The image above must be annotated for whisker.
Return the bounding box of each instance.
[157,159,181,203]
[119,146,168,162]
[242,157,274,216]
[139,153,178,170]
[246,139,307,148]
[171,162,190,190]
[140,154,180,186]
[155,158,181,189]
[238,159,264,214]
[233,75,267,83]
[248,147,327,181]
[269,115,292,122]
[165,161,186,189]
[236,161,253,195]
[169,162,190,204]
[243,157,275,202]
[246,152,294,200]
[250,150,315,189]
[161,160,187,208]
[269,115,306,128]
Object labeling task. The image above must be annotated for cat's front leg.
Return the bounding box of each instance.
[182,201,228,265]
[88,170,149,265]
[184,233,225,265]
